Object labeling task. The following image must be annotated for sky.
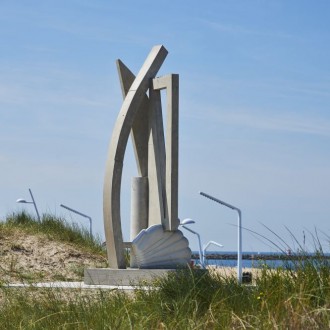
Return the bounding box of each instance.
[1,1,330,253]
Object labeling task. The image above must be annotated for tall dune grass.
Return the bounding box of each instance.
[1,262,330,328]
[1,214,330,328]
[1,211,104,254]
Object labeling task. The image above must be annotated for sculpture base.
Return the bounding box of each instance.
[84,268,180,286]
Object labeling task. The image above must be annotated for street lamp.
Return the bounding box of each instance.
[179,218,205,268]
[202,240,224,267]
[16,188,41,222]
[60,204,92,238]
[200,191,242,283]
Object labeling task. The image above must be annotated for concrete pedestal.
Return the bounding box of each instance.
[84,268,178,286]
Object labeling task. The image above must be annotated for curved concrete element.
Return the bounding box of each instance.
[104,45,168,269]
[117,60,150,241]
[117,59,149,177]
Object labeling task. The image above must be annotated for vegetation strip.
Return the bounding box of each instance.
[1,212,330,328]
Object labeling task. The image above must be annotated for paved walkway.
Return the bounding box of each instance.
[5,282,145,291]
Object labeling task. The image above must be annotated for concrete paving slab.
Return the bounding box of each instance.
[4,281,145,291]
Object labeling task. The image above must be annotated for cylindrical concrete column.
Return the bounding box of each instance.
[130,176,148,241]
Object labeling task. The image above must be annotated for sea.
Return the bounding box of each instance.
[192,251,330,269]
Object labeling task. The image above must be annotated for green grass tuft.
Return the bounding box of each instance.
[2,211,104,254]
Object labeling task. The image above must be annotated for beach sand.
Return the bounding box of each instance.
[207,265,263,283]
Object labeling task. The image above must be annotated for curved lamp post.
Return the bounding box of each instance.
[16,188,41,222]
[200,191,242,283]
[179,218,205,268]
[60,204,92,238]
[202,240,224,267]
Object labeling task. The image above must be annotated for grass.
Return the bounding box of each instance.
[1,264,330,329]
[1,213,330,328]
[0,211,107,284]
[1,211,104,255]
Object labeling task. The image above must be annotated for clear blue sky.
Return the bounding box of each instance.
[1,1,330,252]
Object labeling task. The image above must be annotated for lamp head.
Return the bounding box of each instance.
[180,218,195,226]
[16,198,27,203]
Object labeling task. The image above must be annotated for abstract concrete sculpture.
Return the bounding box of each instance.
[103,45,191,269]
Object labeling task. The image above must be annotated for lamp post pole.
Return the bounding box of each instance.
[181,224,204,268]
[60,204,92,238]
[180,219,224,269]
[202,241,224,267]
[16,188,41,222]
[28,188,40,222]
[200,191,242,283]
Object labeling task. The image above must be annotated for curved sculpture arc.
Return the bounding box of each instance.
[103,45,168,268]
